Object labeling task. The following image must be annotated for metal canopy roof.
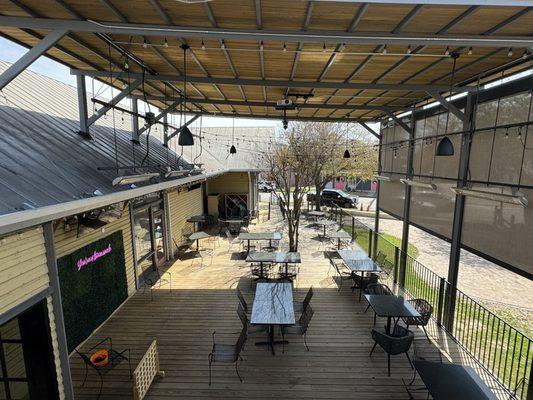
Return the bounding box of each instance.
[1,1,533,123]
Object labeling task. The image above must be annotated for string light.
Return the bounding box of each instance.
[382,45,387,55]
[508,48,513,57]
[221,40,226,49]
[445,46,450,56]
[283,42,287,52]
[201,39,206,50]
[467,47,473,55]
[142,38,148,48]
[322,43,326,52]
[406,45,411,54]
[164,37,168,48]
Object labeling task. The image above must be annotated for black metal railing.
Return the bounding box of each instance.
[337,210,532,400]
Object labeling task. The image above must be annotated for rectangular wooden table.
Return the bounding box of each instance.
[365,294,420,334]
[246,251,301,278]
[238,231,282,252]
[412,360,498,400]
[251,282,295,355]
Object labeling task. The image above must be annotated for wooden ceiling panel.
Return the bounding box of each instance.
[147,0,212,26]
[355,4,418,33]
[65,0,122,22]
[261,0,310,30]
[307,2,362,32]
[210,0,257,29]
[446,6,527,35]
[402,5,473,34]
[493,12,533,35]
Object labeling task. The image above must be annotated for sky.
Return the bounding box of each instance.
[0,37,278,128]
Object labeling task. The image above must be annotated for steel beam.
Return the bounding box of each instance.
[3,16,533,48]
[189,111,374,124]
[0,28,66,90]
[313,0,533,6]
[166,114,201,144]
[360,121,380,139]
[444,92,476,331]
[87,79,141,127]
[137,98,183,136]
[70,69,474,93]
[373,131,383,256]
[131,97,140,144]
[426,91,467,123]
[131,95,408,111]
[386,111,413,133]
[76,74,91,139]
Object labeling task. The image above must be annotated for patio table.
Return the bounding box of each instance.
[308,210,326,221]
[328,230,352,249]
[315,218,337,237]
[412,360,498,400]
[365,294,420,334]
[251,282,295,355]
[188,231,212,251]
[246,251,301,278]
[186,215,207,232]
[238,231,282,253]
[220,218,246,234]
[337,247,382,300]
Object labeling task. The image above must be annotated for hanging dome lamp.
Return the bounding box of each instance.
[178,43,194,146]
[229,113,237,154]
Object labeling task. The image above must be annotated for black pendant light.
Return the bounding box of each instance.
[436,136,454,156]
[436,53,459,157]
[343,148,351,158]
[229,113,237,154]
[178,43,194,146]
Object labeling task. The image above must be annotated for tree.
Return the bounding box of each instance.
[266,123,314,252]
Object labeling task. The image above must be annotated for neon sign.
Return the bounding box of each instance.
[76,244,112,271]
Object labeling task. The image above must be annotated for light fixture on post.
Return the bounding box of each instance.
[112,172,159,186]
[452,187,528,207]
[178,44,194,146]
[229,113,237,154]
[400,178,437,191]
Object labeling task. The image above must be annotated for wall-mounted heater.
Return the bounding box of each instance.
[451,187,528,207]
[400,178,437,191]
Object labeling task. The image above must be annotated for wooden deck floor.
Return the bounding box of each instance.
[69,214,506,399]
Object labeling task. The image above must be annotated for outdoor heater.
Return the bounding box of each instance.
[451,187,528,207]
[400,178,437,191]
[111,172,159,186]
[164,169,190,179]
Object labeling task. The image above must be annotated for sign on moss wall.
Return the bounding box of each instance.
[57,230,128,352]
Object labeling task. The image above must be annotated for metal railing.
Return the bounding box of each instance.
[335,209,532,400]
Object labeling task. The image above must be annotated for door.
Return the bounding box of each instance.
[151,209,166,267]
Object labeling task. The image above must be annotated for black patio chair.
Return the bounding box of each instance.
[139,263,172,301]
[401,298,433,340]
[364,283,393,323]
[294,286,313,314]
[351,273,378,301]
[328,255,352,291]
[237,305,269,336]
[236,287,250,314]
[369,325,414,376]
[280,305,314,353]
[208,328,247,386]
[75,337,132,400]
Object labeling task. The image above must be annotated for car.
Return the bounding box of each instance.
[307,188,359,208]
[258,181,275,192]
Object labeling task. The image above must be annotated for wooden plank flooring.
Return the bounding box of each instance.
[69,214,508,399]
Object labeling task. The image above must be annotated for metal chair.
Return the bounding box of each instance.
[280,305,314,353]
[139,263,172,301]
[75,337,132,400]
[237,305,269,336]
[225,229,244,253]
[294,287,313,314]
[369,325,414,376]
[364,283,393,324]
[328,254,352,291]
[208,328,247,386]
[236,287,250,314]
[374,251,387,266]
[401,299,433,340]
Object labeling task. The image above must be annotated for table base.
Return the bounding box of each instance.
[254,325,289,355]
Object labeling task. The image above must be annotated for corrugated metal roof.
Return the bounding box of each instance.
[0,61,192,216]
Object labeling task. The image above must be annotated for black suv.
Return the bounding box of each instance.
[307,189,359,208]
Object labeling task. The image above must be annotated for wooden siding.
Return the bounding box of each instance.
[47,295,66,400]
[168,188,203,252]
[0,227,49,315]
[53,208,136,296]
[207,172,249,195]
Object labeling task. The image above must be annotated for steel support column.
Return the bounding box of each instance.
[86,79,141,127]
[43,222,75,400]
[444,92,476,331]
[373,131,383,256]
[0,28,67,91]
[131,97,140,144]
[76,74,91,139]
[398,113,415,287]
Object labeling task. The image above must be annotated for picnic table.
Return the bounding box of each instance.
[251,282,295,355]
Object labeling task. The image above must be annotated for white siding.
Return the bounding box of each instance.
[168,188,203,254]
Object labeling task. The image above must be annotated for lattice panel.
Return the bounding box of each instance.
[133,340,164,400]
